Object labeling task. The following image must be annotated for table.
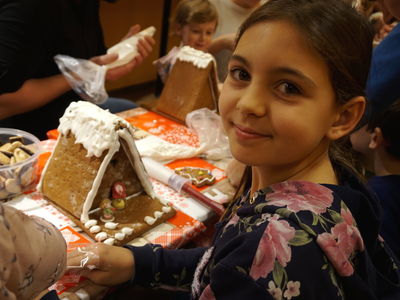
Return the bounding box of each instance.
[10,107,235,298]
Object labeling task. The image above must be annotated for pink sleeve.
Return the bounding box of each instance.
[0,204,67,300]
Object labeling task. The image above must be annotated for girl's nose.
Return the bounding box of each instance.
[236,84,268,117]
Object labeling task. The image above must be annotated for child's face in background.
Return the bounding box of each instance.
[219,21,340,170]
[350,125,375,171]
[178,21,216,52]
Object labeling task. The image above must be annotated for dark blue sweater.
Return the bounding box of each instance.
[127,177,400,299]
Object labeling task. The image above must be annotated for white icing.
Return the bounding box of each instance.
[103,238,115,245]
[162,206,172,213]
[114,232,126,241]
[58,101,129,158]
[177,46,215,69]
[95,232,108,242]
[136,135,201,161]
[144,216,156,225]
[121,227,134,235]
[118,129,157,199]
[105,222,119,229]
[89,225,101,233]
[84,219,97,228]
[154,211,163,219]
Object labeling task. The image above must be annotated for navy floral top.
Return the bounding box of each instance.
[127,177,400,299]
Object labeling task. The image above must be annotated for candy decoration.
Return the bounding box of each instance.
[112,198,126,210]
[112,181,127,199]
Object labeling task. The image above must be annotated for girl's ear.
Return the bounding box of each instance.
[327,96,366,140]
[369,127,384,149]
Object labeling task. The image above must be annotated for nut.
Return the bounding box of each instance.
[8,141,22,152]
[0,152,10,165]
[20,166,34,187]
[0,176,5,189]
[13,148,30,163]
[5,178,21,194]
[0,143,12,152]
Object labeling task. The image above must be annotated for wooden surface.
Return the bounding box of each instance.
[99,0,182,91]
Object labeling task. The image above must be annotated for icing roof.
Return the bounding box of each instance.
[58,101,130,157]
[176,46,215,69]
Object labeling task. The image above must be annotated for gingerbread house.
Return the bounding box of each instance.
[38,101,174,245]
[156,46,219,123]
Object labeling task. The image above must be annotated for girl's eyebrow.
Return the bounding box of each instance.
[230,54,250,68]
[272,67,317,88]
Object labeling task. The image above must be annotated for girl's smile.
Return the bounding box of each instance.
[233,123,272,140]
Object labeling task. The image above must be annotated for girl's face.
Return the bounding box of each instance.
[219,20,340,171]
[178,21,216,52]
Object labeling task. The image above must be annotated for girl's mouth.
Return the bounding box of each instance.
[233,124,271,139]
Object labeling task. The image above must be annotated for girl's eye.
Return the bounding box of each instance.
[277,82,301,95]
[229,67,251,81]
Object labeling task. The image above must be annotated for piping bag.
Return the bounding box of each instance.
[142,157,225,216]
[54,26,156,104]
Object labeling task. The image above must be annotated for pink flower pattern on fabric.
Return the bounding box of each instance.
[266,181,334,215]
[224,213,239,229]
[316,208,365,276]
[199,284,216,300]
[284,281,301,299]
[250,215,296,280]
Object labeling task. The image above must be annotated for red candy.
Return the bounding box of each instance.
[112,182,127,199]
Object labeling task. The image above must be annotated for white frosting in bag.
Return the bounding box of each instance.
[106,26,156,69]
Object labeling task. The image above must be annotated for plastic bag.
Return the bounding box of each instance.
[54,55,108,104]
[186,108,231,160]
[54,26,156,105]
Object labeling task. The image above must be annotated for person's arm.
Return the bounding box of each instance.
[0,0,72,119]
[67,243,206,291]
[0,204,67,300]
[0,74,71,119]
[0,22,154,120]
[208,33,236,54]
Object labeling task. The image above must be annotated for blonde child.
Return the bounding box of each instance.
[69,1,400,299]
[154,0,218,83]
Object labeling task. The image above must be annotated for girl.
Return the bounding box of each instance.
[154,0,218,83]
[68,0,400,299]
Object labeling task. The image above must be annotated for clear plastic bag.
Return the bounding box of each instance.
[186,108,231,160]
[54,26,156,105]
[54,55,108,104]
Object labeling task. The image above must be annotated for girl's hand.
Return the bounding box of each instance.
[90,24,155,81]
[67,243,135,286]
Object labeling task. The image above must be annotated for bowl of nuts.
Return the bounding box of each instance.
[0,128,42,200]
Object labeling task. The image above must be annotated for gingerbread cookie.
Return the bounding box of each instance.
[175,167,215,187]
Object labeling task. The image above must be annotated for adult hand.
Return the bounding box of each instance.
[67,243,135,286]
[90,24,155,81]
